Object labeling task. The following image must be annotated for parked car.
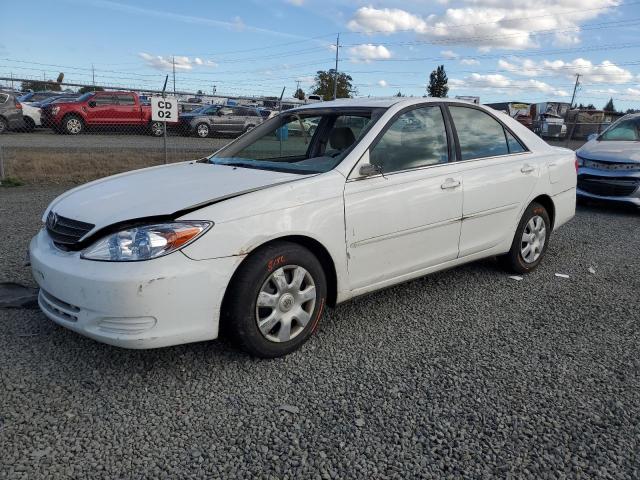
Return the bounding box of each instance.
[32,95,80,108]
[531,102,570,138]
[0,91,26,133]
[41,91,170,136]
[181,105,262,138]
[29,98,576,357]
[20,102,41,131]
[576,113,640,206]
[18,91,62,104]
[177,104,219,135]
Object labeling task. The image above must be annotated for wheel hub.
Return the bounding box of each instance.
[278,293,295,312]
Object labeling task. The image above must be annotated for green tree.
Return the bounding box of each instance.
[293,88,305,100]
[603,98,616,112]
[78,85,105,94]
[427,65,449,98]
[311,69,355,100]
[396,91,404,97]
[21,80,61,92]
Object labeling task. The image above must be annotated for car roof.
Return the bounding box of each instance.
[290,96,480,111]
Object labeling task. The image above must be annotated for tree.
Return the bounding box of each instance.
[311,69,355,100]
[196,89,204,95]
[603,98,616,112]
[21,80,61,92]
[396,91,404,97]
[78,85,105,94]
[427,65,449,98]
[294,88,305,100]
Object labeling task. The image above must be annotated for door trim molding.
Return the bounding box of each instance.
[462,202,519,221]
[350,217,460,248]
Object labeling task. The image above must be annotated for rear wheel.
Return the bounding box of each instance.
[63,115,84,135]
[23,117,35,132]
[499,202,551,274]
[0,117,7,134]
[150,121,164,137]
[222,241,327,358]
[196,123,210,138]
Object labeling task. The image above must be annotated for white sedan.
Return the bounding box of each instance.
[30,98,577,357]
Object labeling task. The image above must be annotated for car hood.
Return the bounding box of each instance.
[46,161,303,230]
[577,140,640,163]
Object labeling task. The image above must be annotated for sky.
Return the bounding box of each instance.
[2,0,640,110]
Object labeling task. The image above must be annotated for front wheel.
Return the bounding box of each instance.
[222,241,327,358]
[499,202,551,274]
[196,123,210,138]
[63,115,84,135]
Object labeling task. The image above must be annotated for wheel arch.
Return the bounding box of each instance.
[530,194,555,230]
[225,234,339,308]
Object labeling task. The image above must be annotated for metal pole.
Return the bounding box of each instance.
[333,34,340,100]
[172,56,176,95]
[570,74,580,108]
[0,145,5,182]
[162,74,169,164]
[92,64,95,90]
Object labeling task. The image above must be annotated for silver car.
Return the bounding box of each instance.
[576,113,640,207]
[0,91,27,133]
[181,105,263,138]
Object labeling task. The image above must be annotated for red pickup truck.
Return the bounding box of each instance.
[42,91,170,136]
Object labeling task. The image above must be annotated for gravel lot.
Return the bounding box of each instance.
[1,185,639,479]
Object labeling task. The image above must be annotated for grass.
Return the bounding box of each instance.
[2,147,211,184]
[0,176,24,187]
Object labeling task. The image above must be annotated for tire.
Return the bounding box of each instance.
[149,121,164,137]
[0,117,7,134]
[23,117,36,132]
[499,202,551,274]
[222,241,327,358]
[195,123,210,138]
[62,115,84,135]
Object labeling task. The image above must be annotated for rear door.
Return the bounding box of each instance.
[344,104,463,290]
[213,107,234,133]
[447,105,539,257]
[113,93,140,125]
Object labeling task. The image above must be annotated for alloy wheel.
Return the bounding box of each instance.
[255,265,317,343]
[66,118,82,134]
[196,124,210,138]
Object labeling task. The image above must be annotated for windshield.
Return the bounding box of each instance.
[599,117,640,141]
[209,108,384,174]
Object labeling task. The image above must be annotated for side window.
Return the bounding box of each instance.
[218,107,233,116]
[506,130,526,153]
[0,94,7,104]
[370,106,448,173]
[93,95,117,106]
[117,95,136,106]
[449,106,509,160]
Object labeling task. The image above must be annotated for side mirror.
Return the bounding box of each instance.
[359,163,381,177]
[587,133,598,142]
[88,100,96,108]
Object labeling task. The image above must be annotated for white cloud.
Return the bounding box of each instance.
[286,0,304,5]
[378,80,388,87]
[460,58,480,65]
[498,57,633,84]
[348,44,393,63]
[139,53,217,71]
[457,72,569,96]
[625,87,640,98]
[441,50,459,59]
[348,1,621,51]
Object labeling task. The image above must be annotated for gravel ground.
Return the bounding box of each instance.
[0,185,639,479]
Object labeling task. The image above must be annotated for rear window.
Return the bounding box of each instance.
[0,94,7,104]
[117,94,136,106]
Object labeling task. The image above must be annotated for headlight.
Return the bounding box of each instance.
[81,221,212,261]
[576,155,585,166]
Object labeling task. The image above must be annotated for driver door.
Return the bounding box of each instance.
[344,105,463,291]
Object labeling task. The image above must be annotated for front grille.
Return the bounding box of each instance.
[578,174,640,197]
[582,158,640,171]
[46,211,94,248]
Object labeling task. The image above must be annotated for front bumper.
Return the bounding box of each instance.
[29,229,242,349]
[577,167,640,206]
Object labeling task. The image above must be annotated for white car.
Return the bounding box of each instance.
[21,103,41,131]
[29,98,577,357]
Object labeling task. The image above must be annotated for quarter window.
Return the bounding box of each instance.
[370,106,448,173]
[449,106,510,160]
[117,94,136,106]
[506,130,526,153]
[0,94,7,104]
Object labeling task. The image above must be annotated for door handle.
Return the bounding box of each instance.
[441,178,461,190]
[521,164,535,174]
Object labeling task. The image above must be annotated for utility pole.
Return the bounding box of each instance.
[570,74,580,108]
[172,56,176,95]
[92,64,96,91]
[295,80,301,98]
[10,72,13,90]
[333,33,340,100]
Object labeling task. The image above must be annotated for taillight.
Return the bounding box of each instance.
[15,101,22,110]
[575,157,579,173]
